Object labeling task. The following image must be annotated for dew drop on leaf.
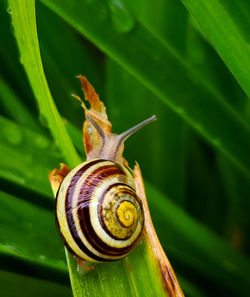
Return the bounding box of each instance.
[77,264,86,275]
[6,7,12,14]
[39,255,47,260]
[108,0,135,33]
[176,106,185,116]
[19,56,24,65]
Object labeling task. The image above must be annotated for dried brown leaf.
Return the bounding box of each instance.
[74,75,111,158]
[48,163,71,196]
[134,163,185,297]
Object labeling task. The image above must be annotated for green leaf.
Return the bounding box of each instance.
[185,17,248,113]
[36,1,105,127]
[106,59,187,204]
[64,121,85,157]
[9,0,80,168]
[125,0,248,113]
[217,154,250,247]
[0,191,66,275]
[0,116,60,198]
[39,0,250,179]
[0,114,83,203]
[177,275,208,297]
[106,0,188,205]
[0,271,72,297]
[0,77,42,133]
[185,136,227,233]
[66,239,168,297]
[124,0,188,55]
[181,0,250,98]
[0,1,35,105]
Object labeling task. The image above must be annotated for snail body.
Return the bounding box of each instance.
[56,115,156,263]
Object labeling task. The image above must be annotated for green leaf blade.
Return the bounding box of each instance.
[181,0,250,98]
[0,191,67,275]
[0,271,72,297]
[0,116,59,198]
[9,0,80,168]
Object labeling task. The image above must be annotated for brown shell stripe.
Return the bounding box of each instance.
[77,166,138,257]
[98,183,142,241]
[64,159,108,262]
[55,183,78,259]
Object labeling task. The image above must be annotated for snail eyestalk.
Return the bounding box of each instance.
[112,115,157,162]
[87,115,157,162]
[87,115,105,141]
[119,115,157,142]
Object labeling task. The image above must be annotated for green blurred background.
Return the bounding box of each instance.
[0,0,250,296]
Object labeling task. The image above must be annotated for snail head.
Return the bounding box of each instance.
[87,115,157,163]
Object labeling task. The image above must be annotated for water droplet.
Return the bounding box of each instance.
[176,106,185,116]
[108,0,135,33]
[39,255,46,260]
[7,7,12,14]
[77,264,85,275]
[3,125,23,145]
[19,56,24,65]
[3,244,23,255]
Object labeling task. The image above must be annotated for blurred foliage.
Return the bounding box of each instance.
[0,0,250,296]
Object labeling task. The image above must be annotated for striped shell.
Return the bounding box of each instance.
[56,159,144,262]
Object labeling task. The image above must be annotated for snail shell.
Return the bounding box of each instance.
[56,159,144,262]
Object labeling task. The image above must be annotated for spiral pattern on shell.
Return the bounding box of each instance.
[56,159,144,262]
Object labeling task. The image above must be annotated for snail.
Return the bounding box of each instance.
[55,115,156,264]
